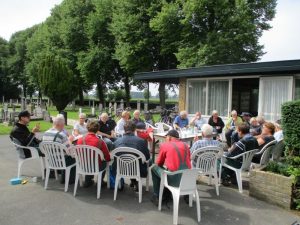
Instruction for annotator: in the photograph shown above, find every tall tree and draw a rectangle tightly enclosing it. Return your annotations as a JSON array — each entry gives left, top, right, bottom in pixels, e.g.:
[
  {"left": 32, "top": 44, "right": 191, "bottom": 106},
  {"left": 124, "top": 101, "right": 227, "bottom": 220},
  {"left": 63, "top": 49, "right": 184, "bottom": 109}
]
[
  {"left": 111, "top": 0, "right": 179, "bottom": 108},
  {"left": 78, "top": 0, "right": 120, "bottom": 106},
  {"left": 38, "top": 54, "right": 77, "bottom": 111},
  {"left": 0, "top": 37, "right": 20, "bottom": 100},
  {"left": 151, "top": 0, "right": 277, "bottom": 68}
]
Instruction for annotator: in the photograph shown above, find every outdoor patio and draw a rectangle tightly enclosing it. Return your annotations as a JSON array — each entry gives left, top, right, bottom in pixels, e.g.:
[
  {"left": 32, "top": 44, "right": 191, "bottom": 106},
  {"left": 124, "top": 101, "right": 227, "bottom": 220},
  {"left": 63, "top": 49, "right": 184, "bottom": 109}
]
[{"left": 1, "top": 135, "right": 299, "bottom": 225}]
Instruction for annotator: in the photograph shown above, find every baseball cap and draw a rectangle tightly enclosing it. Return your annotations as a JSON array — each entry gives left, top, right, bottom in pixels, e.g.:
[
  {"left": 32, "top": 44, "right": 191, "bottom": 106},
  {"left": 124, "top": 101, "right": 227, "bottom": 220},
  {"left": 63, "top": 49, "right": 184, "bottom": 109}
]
[
  {"left": 18, "top": 110, "right": 31, "bottom": 119},
  {"left": 165, "top": 129, "right": 180, "bottom": 139}
]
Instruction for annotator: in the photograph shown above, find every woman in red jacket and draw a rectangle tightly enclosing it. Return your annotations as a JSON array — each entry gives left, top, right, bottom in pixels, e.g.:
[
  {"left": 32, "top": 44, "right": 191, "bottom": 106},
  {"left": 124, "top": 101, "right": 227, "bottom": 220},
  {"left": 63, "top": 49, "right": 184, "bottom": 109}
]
[{"left": 77, "top": 120, "right": 111, "bottom": 187}]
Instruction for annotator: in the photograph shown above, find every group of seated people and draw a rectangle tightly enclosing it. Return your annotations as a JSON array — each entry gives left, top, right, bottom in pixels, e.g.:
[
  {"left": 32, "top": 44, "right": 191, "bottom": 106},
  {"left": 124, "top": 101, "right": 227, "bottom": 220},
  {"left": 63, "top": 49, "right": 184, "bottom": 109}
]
[{"left": 10, "top": 108, "right": 283, "bottom": 205}]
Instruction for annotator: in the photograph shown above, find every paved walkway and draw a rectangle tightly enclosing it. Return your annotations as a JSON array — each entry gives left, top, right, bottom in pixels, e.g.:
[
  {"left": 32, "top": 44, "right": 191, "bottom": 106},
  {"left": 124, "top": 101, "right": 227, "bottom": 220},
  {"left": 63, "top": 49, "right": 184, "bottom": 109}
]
[{"left": 0, "top": 135, "right": 299, "bottom": 225}]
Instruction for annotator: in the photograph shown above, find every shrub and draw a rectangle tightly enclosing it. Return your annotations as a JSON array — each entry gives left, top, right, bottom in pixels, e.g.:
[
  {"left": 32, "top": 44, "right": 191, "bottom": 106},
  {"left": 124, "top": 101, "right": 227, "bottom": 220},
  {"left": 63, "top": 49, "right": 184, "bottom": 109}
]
[{"left": 281, "top": 100, "right": 300, "bottom": 157}]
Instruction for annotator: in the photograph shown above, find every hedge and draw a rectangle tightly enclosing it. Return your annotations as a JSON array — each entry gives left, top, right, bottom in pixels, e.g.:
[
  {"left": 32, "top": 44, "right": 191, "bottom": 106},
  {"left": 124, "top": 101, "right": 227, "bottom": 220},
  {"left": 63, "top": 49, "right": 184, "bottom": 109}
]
[{"left": 281, "top": 99, "right": 300, "bottom": 156}]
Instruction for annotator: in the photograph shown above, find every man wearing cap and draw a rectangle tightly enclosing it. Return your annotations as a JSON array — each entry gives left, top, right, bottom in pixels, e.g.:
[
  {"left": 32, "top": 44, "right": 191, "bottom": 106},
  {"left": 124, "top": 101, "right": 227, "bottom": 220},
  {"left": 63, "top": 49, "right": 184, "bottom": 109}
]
[
  {"left": 151, "top": 129, "right": 191, "bottom": 205},
  {"left": 10, "top": 110, "right": 43, "bottom": 158}
]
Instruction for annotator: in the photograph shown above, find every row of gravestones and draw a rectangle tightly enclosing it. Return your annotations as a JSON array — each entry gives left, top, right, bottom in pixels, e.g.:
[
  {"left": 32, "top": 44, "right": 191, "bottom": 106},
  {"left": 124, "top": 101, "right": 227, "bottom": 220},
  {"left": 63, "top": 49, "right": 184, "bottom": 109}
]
[{"left": 77, "top": 99, "right": 150, "bottom": 117}]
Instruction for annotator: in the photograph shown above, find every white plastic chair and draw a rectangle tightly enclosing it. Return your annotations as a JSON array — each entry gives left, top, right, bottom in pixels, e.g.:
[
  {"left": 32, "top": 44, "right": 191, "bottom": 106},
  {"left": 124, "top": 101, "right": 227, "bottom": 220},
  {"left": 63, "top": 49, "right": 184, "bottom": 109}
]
[
  {"left": 191, "top": 146, "right": 223, "bottom": 196},
  {"left": 39, "top": 142, "right": 76, "bottom": 192},
  {"left": 271, "top": 139, "right": 284, "bottom": 161},
  {"left": 155, "top": 122, "right": 172, "bottom": 133},
  {"left": 145, "top": 122, "right": 157, "bottom": 130},
  {"left": 110, "top": 147, "right": 150, "bottom": 203},
  {"left": 11, "top": 138, "right": 45, "bottom": 180},
  {"left": 253, "top": 140, "right": 277, "bottom": 166},
  {"left": 69, "top": 145, "right": 108, "bottom": 199},
  {"left": 158, "top": 169, "right": 201, "bottom": 225},
  {"left": 219, "top": 149, "right": 258, "bottom": 193}
]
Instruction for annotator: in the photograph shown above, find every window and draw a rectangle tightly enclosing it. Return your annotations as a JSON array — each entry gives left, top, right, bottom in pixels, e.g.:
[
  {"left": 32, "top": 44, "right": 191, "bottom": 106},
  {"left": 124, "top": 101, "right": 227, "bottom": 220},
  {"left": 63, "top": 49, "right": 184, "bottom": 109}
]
[
  {"left": 187, "top": 79, "right": 229, "bottom": 116},
  {"left": 208, "top": 80, "right": 229, "bottom": 116},
  {"left": 295, "top": 78, "right": 300, "bottom": 100},
  {"left": 188, "top": 80, "right": 206, "bottom": 114},
  {"left": 259, "top": 77, "right": 293, "bottom": 121}
]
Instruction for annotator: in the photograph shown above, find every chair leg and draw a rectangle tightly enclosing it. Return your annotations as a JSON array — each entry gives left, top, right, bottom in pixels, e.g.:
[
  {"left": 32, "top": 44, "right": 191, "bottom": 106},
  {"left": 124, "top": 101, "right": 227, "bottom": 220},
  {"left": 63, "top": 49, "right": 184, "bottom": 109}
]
[
  {"left": 146, "top": 174, "right": 149, "bottom": 192},
  {"left": 40, "top": 158, "right": 45, "bottom": 180},
  {"left": 45, "top": 168, "right": 50, "bottom": 190},
  {"left": 172, "top": 192, "right": 180, "bottom": 225},
  {"left": 218, "top": 164, "right": 222, "bottom": 185},
  {"left": 17, "top": 160, "right": 24, "bottom": 178},
  {"left": 97, "top": 173, "right": 102, "bottom": 199},
  {"left": 64, "top": 168, "right": 70, "bottom": 192},
  {"left": 114, "top": 176, "right": 119, "bottom": 201},
  {"left": 208, "top": 174, "right": 212, "bottom": 185},
  {"left": 236, "top": 170, "right": 243, "bottom": 193},
  {"left": 54, "top": 170, "right": 59, "bottom": 180},
  {"left": 189, "top": 194, "right": 193, "bottom": 207},
  {"left": 214, "top": 172, "right": 219, "bottom": 196},
  {"left": 79, "top": 174, "right": 84, "bottom": 187},
  {"left": 195, "top": 190, "right": 201, "bottom": 222},
  {"left": 138, "top": 179, "right": 142, "bottom": 203},
  {"left": 158, "top": 183, "right": 165, "bottom": 211},
  {"left": 73, "top": 173, "right": 79, "bottom": 197},
  {"left": 106, "top": 164, "right": 110, "bottom": 189}
]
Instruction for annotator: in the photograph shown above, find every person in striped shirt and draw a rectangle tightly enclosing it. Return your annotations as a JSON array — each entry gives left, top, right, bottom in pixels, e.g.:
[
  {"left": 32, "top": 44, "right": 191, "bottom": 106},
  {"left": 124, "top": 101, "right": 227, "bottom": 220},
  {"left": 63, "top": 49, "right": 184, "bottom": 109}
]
[{"left": 190, "top": 124, "right": 223, "bottom": 167}]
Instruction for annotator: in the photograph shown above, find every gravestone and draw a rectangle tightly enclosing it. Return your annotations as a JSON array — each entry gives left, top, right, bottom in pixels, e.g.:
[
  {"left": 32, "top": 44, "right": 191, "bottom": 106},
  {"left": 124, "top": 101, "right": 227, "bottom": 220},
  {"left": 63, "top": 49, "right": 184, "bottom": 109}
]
[
  {"left": 113, "top": 102, "right": 117, "bottom": 115},
  {"left": 137, "top": 100, "right": 141, "bottom": 111},
  {"left": 27, "top": 104, "right": 33, "bottom": 114},
  {"left": 35, "top": 106, "right": 43, "bottom": 118},
  {"left": 72, "top": 100, "right": 76, "bottom": 110},
  {"left": 108, "top": 102, "right": 112, "bottom": 114},
  {"left": 21, "top": 98, "right": 26, "bottom": 111},
  {"left": 9, "top": 99, "right": 12, "bottom": 107},
  {"left": 120, "top": 99, "right": 124, "bottom": 110},
  {"left": 43, "top": 110, "right": 51, "bottom": 122},
  {"left": 91, "top": 107, "right": 95, "bottom": 115},
  {"left": 0, "top": 109, "right": 4, "bottom": 122},
  {"left": 144, "top": 102, "right": 148, "bottom": 112},
  {"left": 99, "top": 103, "right": 103, "bottom": 112},
  {"left": 79, "top": 108, "right": 82, "bottom": 115}
]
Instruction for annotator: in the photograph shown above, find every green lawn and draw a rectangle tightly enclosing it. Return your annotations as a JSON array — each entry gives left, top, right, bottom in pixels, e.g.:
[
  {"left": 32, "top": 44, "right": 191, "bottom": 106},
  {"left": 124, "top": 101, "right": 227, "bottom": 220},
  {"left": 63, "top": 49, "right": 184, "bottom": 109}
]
[{"left": 0, "top": 121, "right": 73, "bottom": 135}]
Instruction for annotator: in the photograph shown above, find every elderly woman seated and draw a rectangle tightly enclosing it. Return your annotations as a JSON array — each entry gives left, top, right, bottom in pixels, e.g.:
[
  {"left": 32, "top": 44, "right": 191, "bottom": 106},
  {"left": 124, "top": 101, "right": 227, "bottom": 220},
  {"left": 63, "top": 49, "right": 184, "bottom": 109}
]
[
  {"left": 252, "top": 122, "right": 275, "bottom": 163},
  {"left": 208, "top": 110, "right": 225, "bottom": 135},
  {"left": 73, "top": 113, "right": 88, "bottom": 137},
  {"left": 77, "top": 120, "right": 111, "bottom": 187}
]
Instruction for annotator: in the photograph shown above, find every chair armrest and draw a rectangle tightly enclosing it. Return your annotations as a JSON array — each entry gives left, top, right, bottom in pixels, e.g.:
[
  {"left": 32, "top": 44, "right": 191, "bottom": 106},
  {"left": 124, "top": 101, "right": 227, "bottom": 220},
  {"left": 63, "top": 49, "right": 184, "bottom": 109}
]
[{"left": 21, "top": 146, "right": 40, "bottom": 158}]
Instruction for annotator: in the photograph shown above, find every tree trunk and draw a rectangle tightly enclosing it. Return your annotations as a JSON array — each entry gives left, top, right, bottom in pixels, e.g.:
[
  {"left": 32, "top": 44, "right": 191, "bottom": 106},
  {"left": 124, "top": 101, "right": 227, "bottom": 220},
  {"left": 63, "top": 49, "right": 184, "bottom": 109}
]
[
  {"left": 96, "top": 80, "right": 105, "bottom": 106},
  {"left": 78, "top": 88, "right": 84, "bottom": 106},
  {"left": 159, "top": 82, "right": 166, "bottom": 108},
  {"left": 23, "top": 84, "right": 27, "bottom": 98},
  {"left": 124, "top": 73, "right": 130, "bottom": 107}
]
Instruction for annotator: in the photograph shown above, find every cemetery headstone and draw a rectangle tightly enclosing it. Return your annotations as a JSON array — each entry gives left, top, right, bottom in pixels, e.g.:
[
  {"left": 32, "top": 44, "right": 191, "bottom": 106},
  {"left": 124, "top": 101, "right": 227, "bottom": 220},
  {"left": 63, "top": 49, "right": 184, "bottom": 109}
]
[
  {"left": 9, "top": 99, "right": 12, "bottom": 107},
  {"left": 79, "top": 108, "right": 82, "bottom": 115},
  {"left": 144, "top": 102, "right": 148, "bottom": 112},
  {"left": 137, "top": 100, "right": 141, "bottom": 111},
  {"left": 113, "top": 102, "right": 117, "bottom": 115},
  {"left": 120, "top": 99, "right": 124, "bottom": 110},
  {"left": 99, "top": 103, "right": 103, "bottom": 112},
  {"left": 108, "top": 102, "right": 112, "bottom": 114},
  {"left": 91, "top": 107, "right": 95, "bottom": 115}
]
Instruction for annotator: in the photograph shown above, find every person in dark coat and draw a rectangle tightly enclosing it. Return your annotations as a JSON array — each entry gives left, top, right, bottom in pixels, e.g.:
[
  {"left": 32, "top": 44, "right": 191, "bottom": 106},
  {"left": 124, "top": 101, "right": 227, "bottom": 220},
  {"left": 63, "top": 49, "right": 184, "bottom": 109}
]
[
  {"left": 10, "top": 110, "right": 43, "bottom": 158},
  {"left": 113, "top": 121, "right": 151, "bottom": 191},
  {"left": 208, "top": 110, "right": 225, "bottom": 134}
]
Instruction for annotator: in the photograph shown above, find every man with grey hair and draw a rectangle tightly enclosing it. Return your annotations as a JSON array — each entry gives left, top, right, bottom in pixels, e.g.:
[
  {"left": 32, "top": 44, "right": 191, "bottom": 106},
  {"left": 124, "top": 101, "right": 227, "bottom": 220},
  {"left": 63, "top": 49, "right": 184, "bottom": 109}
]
[
  {"left": 98, "top": 112, "right": 115, "bottom": 150},
  {"left": 190, "top": 124, "right": 223, "bottom": 166},
  {"left": 174, "top": 110, "right": 189, "bottom": 129},
  {"left": 43, "top": 114, "right": 75, "bottom": 184}
]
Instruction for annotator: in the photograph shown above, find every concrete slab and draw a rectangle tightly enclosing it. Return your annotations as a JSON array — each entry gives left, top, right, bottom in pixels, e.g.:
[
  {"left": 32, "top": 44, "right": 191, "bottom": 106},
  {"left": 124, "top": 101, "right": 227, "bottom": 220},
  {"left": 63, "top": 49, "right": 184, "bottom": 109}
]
[{"left": 0, "top": 135, "right": 299, "bottom": 225}]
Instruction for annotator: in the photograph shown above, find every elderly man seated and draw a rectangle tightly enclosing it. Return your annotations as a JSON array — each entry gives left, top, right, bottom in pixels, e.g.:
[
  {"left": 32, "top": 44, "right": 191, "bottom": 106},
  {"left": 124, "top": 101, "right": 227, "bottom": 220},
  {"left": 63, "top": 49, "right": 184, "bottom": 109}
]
[
  {"left": 189, "top": 111, "right": 206, "bottom": 129},
  {"left": 221, "top": 123, "right": 258, "bottom": 185},
  {"left": 132, "top": 110, "right": 144, "bottom": 125},
  {"left": 43, "top": 114, "right": 75, "bottom": 184},
  {"left": 190, "top": 124, "right": 223, "bottom": 167},
  {"left": 174, "top": 110, "right": 189, "bottom": 129},
  {"left": 224, "top": 110, "right": 243, "bottom": 147},
  {"left": 98, "top": 112, "right": 116, "bottom": 151},
  {"left": 113, "top": 121, "right": 151, "bottom": 192}
]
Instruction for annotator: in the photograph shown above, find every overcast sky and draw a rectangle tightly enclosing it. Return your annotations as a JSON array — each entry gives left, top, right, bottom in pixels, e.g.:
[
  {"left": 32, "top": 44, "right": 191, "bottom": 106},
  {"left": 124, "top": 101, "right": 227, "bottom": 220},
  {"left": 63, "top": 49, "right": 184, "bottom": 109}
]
[{"left": 1, "top": 0, "right": 299, "bottom": 61}]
